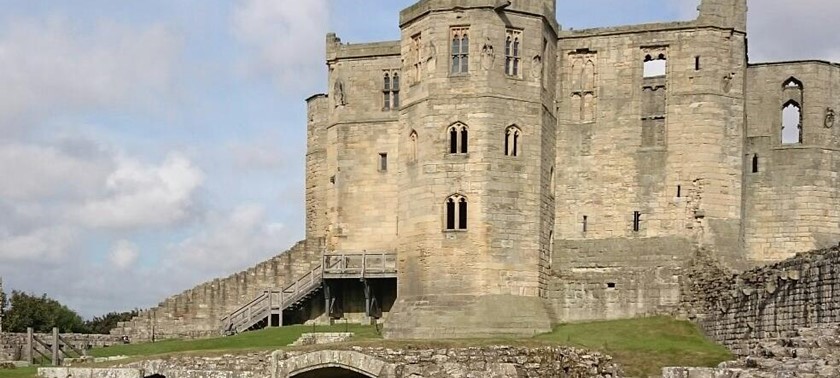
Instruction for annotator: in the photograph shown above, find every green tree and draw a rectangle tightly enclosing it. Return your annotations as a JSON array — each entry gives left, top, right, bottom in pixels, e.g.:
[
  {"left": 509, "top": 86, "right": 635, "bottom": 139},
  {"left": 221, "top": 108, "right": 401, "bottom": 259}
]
[
  {"left": 84, "top": 310, "right": 139, "bottom": 334},
  {"left": 2, "top": 291, "right": 89, "bottom": 333},
  {"left": 0, "top": 284, "right": 7, "bottom": 331}
]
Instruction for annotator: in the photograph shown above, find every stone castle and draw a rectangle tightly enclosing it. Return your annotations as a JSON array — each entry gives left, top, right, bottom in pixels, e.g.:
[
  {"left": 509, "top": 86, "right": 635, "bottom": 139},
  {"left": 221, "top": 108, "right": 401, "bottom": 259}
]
[{"left": 113, "top": 0, "right": 840, "bottom": 342}]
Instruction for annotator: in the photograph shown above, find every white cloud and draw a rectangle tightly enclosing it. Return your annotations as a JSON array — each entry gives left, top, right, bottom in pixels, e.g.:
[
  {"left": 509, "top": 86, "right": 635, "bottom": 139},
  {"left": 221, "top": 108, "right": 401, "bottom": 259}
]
[
  {"left": 73, "top": 153, "right": 204, "bottom": 229},
  {"left": 109, "top": 240, "right": 140, "bottom": 270},
  {"left": 226, "top": 131, "right": 298, "bottom": 171},
  {"left": 232, "top": 0, "right": 329, "bottom": 90},
  {"left": 0, "top": 141, "right": 114, "bottom": 201},
  {"left": 163, "top": 204, "right": 292, "bottom": 283},
  {"left": 0, "top": 225, "right": 78, "bottom": 263},
  {"left": 0, "top": 16, "right": 181, "bottom": 134},
  {"left": 747, "top": 0, "right": 840, "bottom": 62}
]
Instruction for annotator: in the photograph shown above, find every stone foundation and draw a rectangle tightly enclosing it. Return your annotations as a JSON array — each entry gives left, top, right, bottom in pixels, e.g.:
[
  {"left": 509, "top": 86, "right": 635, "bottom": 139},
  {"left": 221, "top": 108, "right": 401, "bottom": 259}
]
[{"left": 383, "top": 294, "right": 552, "bottom": 339}]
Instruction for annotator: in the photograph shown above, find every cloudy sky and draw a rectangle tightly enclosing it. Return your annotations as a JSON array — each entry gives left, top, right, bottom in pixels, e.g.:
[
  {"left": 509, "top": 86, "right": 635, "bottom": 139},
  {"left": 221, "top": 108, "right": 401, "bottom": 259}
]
[{"left": 0, "top": 0, "right": 837, "bottom": 319}]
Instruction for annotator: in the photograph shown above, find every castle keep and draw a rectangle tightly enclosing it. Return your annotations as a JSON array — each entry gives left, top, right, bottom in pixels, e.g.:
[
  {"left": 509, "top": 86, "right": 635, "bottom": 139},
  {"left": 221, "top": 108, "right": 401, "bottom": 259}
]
[
  {"left": 113, "top": 0, "right": 840, "bottom": 341},
  {"left": 305, "top": 0, "right": 840, "bottom": 338}
]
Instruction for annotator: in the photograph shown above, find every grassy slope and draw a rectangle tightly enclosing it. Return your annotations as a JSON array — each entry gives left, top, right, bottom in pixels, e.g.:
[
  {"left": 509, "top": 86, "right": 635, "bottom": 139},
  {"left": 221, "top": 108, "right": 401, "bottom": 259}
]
[
  {"left": 89, "top": 324, "right": 382, "bottom": 358},
  {"left": 535, "top": 317, "right": 733, "bottom": 377},
  {"left": 0, "top": 317, "right": 731, "bottom": 378}
]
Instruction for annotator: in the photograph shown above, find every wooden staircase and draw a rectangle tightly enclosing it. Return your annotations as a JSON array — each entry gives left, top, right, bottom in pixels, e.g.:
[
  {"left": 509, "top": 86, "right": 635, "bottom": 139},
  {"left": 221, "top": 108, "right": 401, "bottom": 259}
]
[{"left": 220, "top": 252, "right": 397, "bottom": 335}]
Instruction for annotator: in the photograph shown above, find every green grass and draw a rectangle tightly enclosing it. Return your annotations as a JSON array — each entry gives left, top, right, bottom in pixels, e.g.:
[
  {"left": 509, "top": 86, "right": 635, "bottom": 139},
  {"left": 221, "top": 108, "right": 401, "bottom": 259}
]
[
  {"left": 0, "top": 317, "right": 731, "bottom": 378},
  {"left": 535, "top": 316, "right": 733, "bottom": 377},
  {"left": 0, "top": 367, "right": 38, "bottom": 378},
  {"left": 89, "top": 324, "right": 381, "bottom": 358}
]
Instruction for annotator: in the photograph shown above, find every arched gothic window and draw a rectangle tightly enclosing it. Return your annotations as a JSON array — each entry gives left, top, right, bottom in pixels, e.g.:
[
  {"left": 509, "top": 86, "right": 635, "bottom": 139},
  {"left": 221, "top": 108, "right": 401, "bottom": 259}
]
[
  {"left": 505, "top": 29, "right": 522, "bottom": 76},
  {"left": 782, "top": 100, "right": 802, "bottom": 144},
  {"left": 504, "top": 125, "right": 521, "bottom": 157},
  {"left": 448, "top": 123, "right": 468, "bottom": 154},
  {"left": 783, "top": 77, "right": 803, "bottom": 90},
  {"left": 451, "top": 28, "right": 469, "bottom": 74},
  {"left": 383, "top": 70, "right": 400, "bottom": 110},
  {"left": 445, "top": 194, "right": 468, "bottom": 231}
]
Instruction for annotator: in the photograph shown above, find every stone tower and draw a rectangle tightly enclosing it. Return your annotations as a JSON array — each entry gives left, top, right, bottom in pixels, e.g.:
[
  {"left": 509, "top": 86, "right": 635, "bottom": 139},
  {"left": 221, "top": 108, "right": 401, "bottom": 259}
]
[
  {"left": 698, "top": 0, "right": 747, "bottom": 32},
  {"left": 383, "top": 0, "right": 558, "bottom": 339}
]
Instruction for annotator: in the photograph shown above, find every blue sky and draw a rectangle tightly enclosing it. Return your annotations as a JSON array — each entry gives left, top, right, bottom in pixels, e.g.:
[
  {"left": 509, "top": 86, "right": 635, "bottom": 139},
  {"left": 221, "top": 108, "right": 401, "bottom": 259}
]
[{"left": 0, "top": 0, "right": 838, "bottom": 318}]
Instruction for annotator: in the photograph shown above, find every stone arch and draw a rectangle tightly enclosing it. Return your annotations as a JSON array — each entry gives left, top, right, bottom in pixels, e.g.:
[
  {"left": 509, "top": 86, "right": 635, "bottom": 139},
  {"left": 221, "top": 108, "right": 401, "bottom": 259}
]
[
  {"left": 782, "top": 76, "right": 803, "bottom": 90},
  {"left": 583, "top": 59, "right": 596, "bottom": 91},
  {"left": 275, "top": 350, "right": 394, "bottom": 378},
  {"left": 504, "top": 125, "right": 522, "bottom": 157},
  {"left": 782, "top": 100, "right": 802, "bottom": 144}
]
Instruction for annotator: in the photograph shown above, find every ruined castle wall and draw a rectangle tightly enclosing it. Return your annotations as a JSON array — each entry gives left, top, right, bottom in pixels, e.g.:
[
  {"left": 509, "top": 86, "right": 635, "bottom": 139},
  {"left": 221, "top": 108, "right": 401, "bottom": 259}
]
[
  {"left": 743, "top": 62, "right": 840, "bottom": 264},
  {"left": 112, "top": 241, "right": 322, "bottom": 341},
  {"left": 322, "top": 37, "right": 401, "bottom": 254},
  {"left": 554, "top": 24, "right": 745, "bottom": 250},
  {"left": 306, "top": 94, "right": 329, "bottom": 243},
  {"left": 551, "top": 18, "right": 747, "bottom": 321},
  {"left": 686, "top": 247, "right": 840, "bottom": 356}
]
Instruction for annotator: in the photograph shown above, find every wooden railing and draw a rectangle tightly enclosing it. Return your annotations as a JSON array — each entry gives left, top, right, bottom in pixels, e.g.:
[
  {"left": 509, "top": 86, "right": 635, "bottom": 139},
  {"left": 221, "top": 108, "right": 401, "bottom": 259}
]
[
  {"left": 322, "top": 252, "right": 397, "bottom": 278},
  {"left": 220, "top": 252, "right": 397, "bottom": 334}
]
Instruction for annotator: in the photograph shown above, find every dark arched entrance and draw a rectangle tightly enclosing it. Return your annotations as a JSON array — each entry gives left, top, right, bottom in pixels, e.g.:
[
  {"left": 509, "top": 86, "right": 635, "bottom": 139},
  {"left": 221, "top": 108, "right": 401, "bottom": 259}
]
[{"left": 291, "top": 367, "right": 371, "bottom": 378}]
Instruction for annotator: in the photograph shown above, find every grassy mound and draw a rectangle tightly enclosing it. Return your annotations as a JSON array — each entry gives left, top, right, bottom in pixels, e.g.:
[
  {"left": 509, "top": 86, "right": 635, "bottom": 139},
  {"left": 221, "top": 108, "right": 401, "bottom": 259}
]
[
  {"left": 535, "top": 316, "right": 732, "bottom": 377},
  {"left": 0, "top": 317, "right": 731, "bottom": 378}
]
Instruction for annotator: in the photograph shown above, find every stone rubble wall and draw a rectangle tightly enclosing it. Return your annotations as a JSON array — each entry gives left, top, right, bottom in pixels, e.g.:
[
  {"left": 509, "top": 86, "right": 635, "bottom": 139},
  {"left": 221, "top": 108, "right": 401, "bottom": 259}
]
[
  {"left": 107, "top": 346, "right": 620, "bottom": 378},
  {"left": 120, "top": 352, "right": 270, "bottom": 376},
  {"left": 664, "top": 326, "right": 840, "bottom": 377},
  {"left": 112, "top": 240, "right": 323, "bottom": 342},
  {"left": 0, "top": 333, "right": 123, "bottom": 362},
  {"left": 288, "top": 332, "right": 353, "bottom": 347},
  {"left": 39, "top": 367, "right": 144, "bottom": 378},
  {"left": 682, "top": 246, "right": 840, "bottom": 356},
  {"left": 274, "top": 346, "right": 623, "bottom": 378}
]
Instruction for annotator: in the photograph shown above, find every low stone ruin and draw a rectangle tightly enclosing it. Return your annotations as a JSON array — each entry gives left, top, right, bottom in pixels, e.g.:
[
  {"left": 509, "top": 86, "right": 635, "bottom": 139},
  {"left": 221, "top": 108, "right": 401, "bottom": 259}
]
[{"left": 665, "top": 326, "right": 840, "bottom": 377}]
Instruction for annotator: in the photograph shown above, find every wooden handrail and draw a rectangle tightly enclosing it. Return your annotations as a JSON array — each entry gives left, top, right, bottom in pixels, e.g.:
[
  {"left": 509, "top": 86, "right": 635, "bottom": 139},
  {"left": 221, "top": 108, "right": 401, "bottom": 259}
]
[{"left": 221, "top": 252, "right": 397, "bottom": 334}]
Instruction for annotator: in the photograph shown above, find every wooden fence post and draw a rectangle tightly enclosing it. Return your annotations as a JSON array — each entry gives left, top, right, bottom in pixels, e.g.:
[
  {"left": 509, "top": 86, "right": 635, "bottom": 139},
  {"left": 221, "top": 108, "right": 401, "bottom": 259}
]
[
  {"left": 51, "top": 327, "right": 59, "bottom": 366},
  {"left": 25, "top": 327, "right": 33, "bottom": 364}
]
